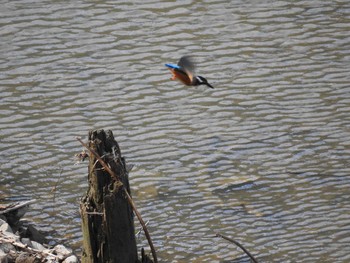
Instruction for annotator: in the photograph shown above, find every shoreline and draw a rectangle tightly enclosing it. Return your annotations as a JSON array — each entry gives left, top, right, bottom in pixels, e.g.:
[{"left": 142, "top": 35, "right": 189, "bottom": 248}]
[{"left": 0, "top": 200, "right": 79, "bottom": 263}]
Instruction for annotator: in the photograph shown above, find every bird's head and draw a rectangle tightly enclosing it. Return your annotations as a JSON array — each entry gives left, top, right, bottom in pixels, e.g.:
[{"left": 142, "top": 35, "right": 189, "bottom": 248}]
[{"left": 195, "top": 76, "right": 214, "bottom": 89}]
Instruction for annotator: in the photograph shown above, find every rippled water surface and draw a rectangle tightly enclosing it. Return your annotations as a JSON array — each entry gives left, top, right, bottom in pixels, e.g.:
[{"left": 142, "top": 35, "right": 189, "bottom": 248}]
[{"left": 1, "top": 0, "right": 350, "bottom": 262}]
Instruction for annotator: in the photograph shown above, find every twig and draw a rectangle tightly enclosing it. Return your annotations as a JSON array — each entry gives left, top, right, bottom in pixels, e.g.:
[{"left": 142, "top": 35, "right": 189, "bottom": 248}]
[
  {"left": 216, "top": 233, "right": 259, "bottom": 263},
  {"left": 50, "top": 167, "right": 63, "bottom": 197},
  {"left": 76, "top": 137, "right": 158, "bottom": 263}
]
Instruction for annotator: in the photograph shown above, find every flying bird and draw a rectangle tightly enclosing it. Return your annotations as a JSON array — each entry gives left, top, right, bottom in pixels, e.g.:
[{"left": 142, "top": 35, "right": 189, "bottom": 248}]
[{"left": 165, "top": 56, "right": 214, "bottom": 89}]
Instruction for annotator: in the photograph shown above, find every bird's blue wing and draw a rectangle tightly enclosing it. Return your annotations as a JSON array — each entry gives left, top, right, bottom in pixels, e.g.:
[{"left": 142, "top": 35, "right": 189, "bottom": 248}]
[{"left": 165, "top": 63, "right": 181, "bottom": 69}]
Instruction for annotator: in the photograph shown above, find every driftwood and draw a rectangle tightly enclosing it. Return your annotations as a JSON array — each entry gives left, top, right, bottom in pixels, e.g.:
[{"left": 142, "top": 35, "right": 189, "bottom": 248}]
[
  {"left": 0, "top": 200, "right": 35, "bottom": 226},
  {"left": 78, "top": 129, "right": 155, "bottom": 263},
  {"left": 0, "top": 200, "right": 35, "bottom": 215},
  {"left": 0, "top": 234, "right": 57, "bottom": 261}
]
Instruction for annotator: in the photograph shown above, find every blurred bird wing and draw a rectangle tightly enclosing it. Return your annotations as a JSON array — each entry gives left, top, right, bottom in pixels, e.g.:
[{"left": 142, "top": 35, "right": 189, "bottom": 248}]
[{"left": 177, "top": 56, "right": 196, "bottom": 82}]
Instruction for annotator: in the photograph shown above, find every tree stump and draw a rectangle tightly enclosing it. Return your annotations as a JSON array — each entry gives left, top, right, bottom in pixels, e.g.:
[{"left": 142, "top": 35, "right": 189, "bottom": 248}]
[{"left": 80, "top": 129, "right": 138, "bottom": 263}]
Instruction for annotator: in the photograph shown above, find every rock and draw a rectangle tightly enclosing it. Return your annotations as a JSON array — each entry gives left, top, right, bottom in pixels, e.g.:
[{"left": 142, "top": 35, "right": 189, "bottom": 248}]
[
  {"left": 25, "top": 225, "right": 47, "bottom": 245},
  {"left": 0, "top": 249, "right": 8, "bottom": 263},
  {"left": 15, "top": 253, "right": 39, "bottom": 263},
  {"left": 0, "top": 218, "right": 7, "bottom": 227},
  {"left": 30, "top": 241, "right": 45, "bottom": 252},
  {"left": 12, "top": 206, "right": 28, "bottom": 220},
  {"left": 53, "top": 244, "right": 72, "bottom": 260},
  {"left": 0, "top": 215, "right": 7, "bottom": 222},
  {"left": 53, "top": 244, "right": 72, "bottom": 256},
  {"left": 43, "top": 255, "right": 58, "bottom": 263},
  {"left": 0, "top": 223, "right": 12, "bottom": 234},
  {"left": 0, "top": 242, "right": 15, "bottom": 254},
  {"left": 63, "top": 255, "right": 79, "bottom": 263},
  {"left": 48, "top": 240, "right": 56, "bottom": 246}
]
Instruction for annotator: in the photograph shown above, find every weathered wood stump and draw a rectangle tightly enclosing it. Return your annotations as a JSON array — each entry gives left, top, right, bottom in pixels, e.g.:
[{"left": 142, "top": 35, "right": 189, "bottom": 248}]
[{"left": 80, "top": 129, "right": 138, "bottom": 263}]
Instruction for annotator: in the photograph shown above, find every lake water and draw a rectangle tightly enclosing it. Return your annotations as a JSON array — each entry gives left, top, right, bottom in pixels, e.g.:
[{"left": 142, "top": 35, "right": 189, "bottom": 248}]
[{"left": 1, "top": 0, "right": 350, "bottom": 262}]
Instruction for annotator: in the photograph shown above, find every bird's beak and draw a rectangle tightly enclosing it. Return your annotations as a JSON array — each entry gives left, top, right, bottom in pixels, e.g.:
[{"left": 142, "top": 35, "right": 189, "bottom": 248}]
[{"left": 206, "top": 83, "right": 214, "bottom": 89}]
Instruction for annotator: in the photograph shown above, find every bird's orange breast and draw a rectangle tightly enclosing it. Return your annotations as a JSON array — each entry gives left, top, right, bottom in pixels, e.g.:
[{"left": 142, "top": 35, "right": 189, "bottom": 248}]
[{"left": 168, "top": 68, "right": 192, "bottom": 86}]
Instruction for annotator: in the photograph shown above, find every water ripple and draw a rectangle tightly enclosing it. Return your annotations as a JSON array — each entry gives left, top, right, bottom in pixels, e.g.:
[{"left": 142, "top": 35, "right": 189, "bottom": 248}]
[{"left": 1, "top": 0, "right": 350, "bottom": 262}]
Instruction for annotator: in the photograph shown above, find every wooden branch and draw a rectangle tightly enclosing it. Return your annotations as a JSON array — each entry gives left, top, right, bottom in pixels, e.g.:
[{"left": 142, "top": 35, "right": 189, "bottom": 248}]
[{"left": 124, "top": 191, "right": 157, "bottom": 263}]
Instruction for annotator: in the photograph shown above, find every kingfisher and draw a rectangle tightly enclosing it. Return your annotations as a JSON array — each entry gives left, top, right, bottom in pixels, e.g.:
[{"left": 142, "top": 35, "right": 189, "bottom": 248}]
[{"left": 165, "top": 56, "right": 214, "bottom": 89}]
